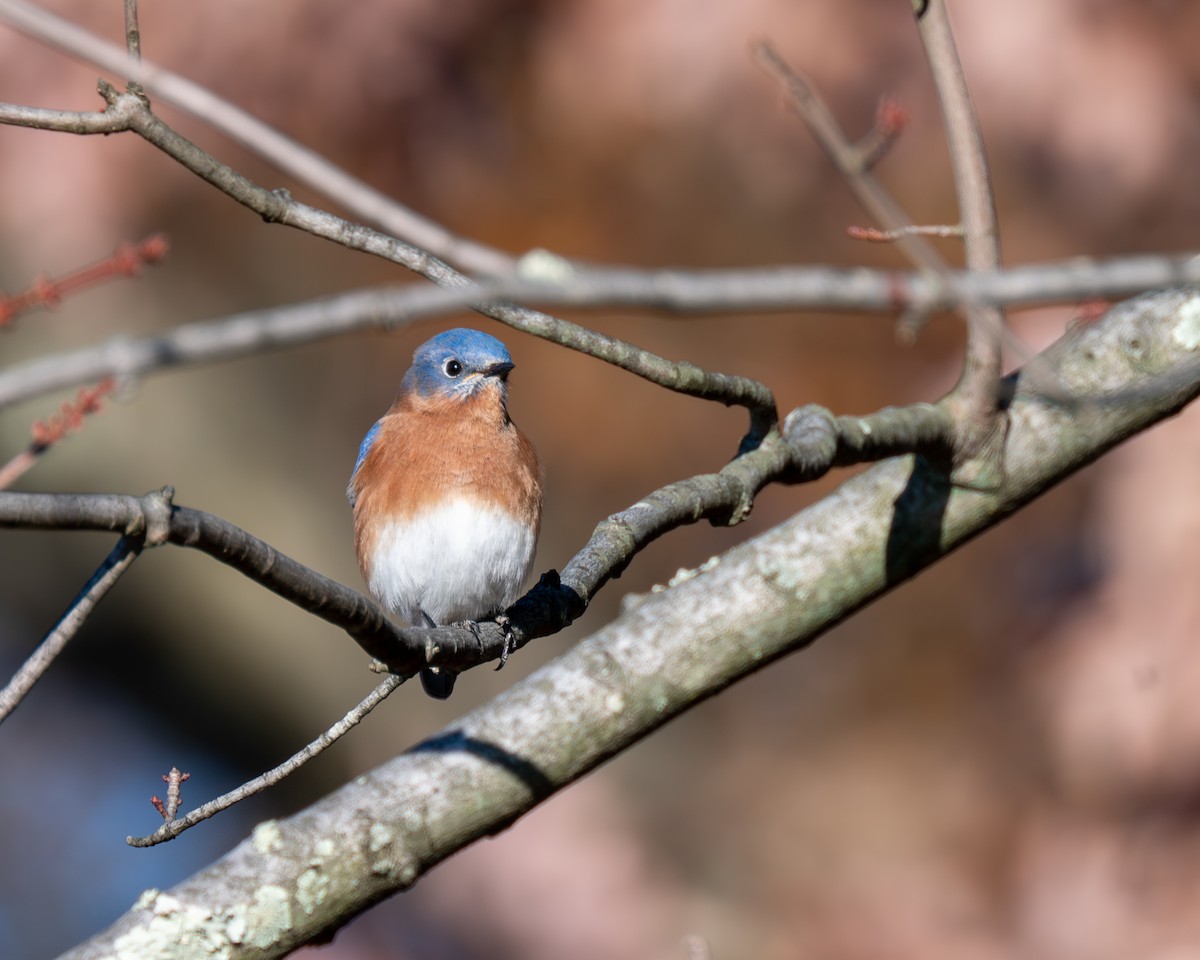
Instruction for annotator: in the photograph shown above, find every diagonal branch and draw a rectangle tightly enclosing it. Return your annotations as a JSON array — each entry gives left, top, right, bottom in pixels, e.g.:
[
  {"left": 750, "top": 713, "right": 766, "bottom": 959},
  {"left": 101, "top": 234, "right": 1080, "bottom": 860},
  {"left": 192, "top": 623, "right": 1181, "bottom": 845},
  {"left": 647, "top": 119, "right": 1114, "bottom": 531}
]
[
  {"left": 128, "top": 674, "right": 404, "bottom": 847},
  {"left": 753, "top": 43, "right": 954, "bottom": 294},
  {"left": 0, "top": 535, "right": 140, "bottom": 722},
  {"left": 0, "top": 0, "right": 516, "bottom": 277}
]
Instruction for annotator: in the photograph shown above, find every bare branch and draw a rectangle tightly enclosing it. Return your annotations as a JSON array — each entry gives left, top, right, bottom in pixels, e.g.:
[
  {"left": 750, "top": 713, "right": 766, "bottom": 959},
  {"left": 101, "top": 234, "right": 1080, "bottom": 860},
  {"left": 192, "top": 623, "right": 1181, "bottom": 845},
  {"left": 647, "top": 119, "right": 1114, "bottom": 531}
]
[
  {"left": 0, "top": 535, "right": 139, "bottom": 723},
  {"left": 914, "top": 0, "right": 1006, "bottom": 452},
  {"left": 0, "top": 0, "right": 515, "bottom": 277},
  {"left": 754, "top": 42, "right": 952, "bottom": 287},
  {"left": 128, "top": 675, "right": 403, "bottom": 847},
  {"left": 915, "top": 2, "right": 999, "bottom": 271},
  {"left": 150, "top": 768, "right": 189, "bottom": 822},
  {"left": 851, "top": 95, "right": 909, "bottom": 171},
  {"left": 756, "top": 37, "right": 1017, "bottom": 481},
  {"left": 0, "top": 489, "right": 408, "bottom": 664},
  {"left": 3, "top": 253, "right": 1197, "bottom": 415},
  {"left": 0, "top": 100, "right": 126, "bottom": 133},
  {"left": 122, "top": 0, "right": 140, "bottom": 62}
]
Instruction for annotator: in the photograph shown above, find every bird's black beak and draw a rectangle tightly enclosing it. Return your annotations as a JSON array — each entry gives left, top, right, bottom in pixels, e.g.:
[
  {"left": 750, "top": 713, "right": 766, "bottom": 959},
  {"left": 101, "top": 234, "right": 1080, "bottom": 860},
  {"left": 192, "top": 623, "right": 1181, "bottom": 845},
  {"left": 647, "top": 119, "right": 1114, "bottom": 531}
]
[{"left": 484, "top": 360, "right": 514, "bottom": 380}]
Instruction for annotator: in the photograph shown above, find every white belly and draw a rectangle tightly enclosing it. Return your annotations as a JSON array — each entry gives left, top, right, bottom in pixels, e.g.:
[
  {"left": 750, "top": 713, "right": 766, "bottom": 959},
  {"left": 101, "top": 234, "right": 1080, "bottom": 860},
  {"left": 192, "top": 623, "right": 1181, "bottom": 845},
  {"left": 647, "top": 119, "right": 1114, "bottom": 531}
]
[{"left": 367, "top": 498, "right": 537, "bottom": 627}]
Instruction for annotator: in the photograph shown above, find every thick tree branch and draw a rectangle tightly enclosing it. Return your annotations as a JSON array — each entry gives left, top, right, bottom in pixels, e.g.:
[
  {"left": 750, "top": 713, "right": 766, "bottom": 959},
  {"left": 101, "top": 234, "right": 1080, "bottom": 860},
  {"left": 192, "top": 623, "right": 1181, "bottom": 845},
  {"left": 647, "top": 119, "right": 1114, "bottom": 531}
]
[{"left": 58, "top": 289, "right": 1200, "bottom": 960}]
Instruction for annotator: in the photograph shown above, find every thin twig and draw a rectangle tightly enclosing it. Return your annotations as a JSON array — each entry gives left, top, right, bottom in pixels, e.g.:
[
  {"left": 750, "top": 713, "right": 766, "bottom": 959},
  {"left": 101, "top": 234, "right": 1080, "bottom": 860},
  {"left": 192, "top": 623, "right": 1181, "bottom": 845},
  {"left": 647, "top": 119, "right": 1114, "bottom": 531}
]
[
  {"left": 914, "top": 0, "right": 1006, "bottom": 455},
  {"left": 847, "top": 223, "right": 963, "bottom": 243},
  {"left": 0, "top": 0, "right": 515, "bottom": 277},
  {"left": 0, "top": 379, "right": 117, "bottom": 489},
  {"left": 0, "top": 535, "right": 140, "bottom": 723},
  {"left": 128, "top": 674, "right": 403, "bottom": 846},
  {"left": 754, "top": 43, "right": 952, "bottom": 287},
  {"left": 850, "top": 95, "right": 909, "bottom": 171},
  {"left": 0, "top": 235, "right": 167, "bottom": 327},
  {"left": 151, "top": 767, "right": 190, "bottom": 821},
  {"left": 122, "top": 0, "right": 140, "bottom": 58},
  {"left": 0, "top": 101, "right": 129, "bottom": 133},
  {"left": 121, "top": 0, "right": 141, "bottom": 98}
]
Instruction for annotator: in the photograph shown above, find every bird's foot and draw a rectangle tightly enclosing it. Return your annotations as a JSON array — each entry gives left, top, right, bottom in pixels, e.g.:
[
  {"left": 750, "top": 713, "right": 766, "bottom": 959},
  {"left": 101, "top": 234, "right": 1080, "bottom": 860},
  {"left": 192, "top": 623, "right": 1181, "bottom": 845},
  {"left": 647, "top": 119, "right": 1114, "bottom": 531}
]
[{"left": 494, "top": 614, "right": 517, "bottom": 671}]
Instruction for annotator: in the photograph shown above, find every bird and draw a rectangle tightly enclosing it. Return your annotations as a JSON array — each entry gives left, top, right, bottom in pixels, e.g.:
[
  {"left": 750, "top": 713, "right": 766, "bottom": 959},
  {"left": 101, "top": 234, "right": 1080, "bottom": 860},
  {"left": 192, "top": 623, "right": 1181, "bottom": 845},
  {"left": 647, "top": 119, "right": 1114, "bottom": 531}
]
[{"left": 348, "top": 328, "right": 542, "bottom": 698}]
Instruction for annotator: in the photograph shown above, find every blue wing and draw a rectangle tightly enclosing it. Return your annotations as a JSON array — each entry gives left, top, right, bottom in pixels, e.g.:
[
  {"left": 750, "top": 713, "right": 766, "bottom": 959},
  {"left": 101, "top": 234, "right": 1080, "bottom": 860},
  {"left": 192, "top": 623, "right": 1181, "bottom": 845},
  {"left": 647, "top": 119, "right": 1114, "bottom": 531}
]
[{"left": 346, "top": 420, "right": 382, "bottom": 507}]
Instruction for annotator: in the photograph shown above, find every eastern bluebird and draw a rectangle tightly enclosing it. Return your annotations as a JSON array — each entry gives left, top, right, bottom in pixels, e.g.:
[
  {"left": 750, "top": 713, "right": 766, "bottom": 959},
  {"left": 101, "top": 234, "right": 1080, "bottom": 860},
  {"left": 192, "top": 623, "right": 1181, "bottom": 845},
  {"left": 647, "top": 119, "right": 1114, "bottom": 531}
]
[{"left": 348, "top": 328, "right": 543, "bottom": 698}]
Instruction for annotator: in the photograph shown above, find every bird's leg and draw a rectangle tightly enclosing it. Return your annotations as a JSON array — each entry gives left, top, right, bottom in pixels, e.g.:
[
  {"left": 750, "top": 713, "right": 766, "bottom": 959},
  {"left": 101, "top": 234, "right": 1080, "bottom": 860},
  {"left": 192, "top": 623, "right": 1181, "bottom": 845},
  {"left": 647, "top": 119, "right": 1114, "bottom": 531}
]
[
  {"left": 494, "top": 613, "right": 516, "bottom": 671},
  {"left": 418, "top": 608, "right": 456, "bottom": 699}
]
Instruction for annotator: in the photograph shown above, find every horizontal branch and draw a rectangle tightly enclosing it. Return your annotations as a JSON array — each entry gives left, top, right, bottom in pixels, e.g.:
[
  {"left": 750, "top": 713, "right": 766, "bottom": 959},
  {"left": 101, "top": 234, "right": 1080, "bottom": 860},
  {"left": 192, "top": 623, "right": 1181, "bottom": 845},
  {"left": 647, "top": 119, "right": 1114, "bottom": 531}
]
[
  {"left": 1, "top": 253, "right": 1197, "bottom": 412},
  {"left": 59, "top": 287, "right": 1200, "bottom": 960},
  {"left": 0, "top": 489, "right": 404, "bottom": 663}
]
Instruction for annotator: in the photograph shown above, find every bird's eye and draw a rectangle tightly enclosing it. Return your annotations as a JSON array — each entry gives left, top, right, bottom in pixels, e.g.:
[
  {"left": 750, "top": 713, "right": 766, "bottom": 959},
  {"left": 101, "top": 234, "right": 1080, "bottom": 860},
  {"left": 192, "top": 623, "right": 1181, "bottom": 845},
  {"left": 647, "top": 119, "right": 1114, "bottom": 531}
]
[{"left": 443, "top": 358, "right": 463, "bottom": 378}]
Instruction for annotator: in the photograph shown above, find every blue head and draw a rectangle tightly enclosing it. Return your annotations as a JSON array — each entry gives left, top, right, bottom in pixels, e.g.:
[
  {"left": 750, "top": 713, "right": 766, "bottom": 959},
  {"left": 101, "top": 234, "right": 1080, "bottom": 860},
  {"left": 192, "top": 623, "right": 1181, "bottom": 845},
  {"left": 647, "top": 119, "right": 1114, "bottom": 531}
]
[{"left": 401, "top": 328, "right": 514, "bottom": 400}]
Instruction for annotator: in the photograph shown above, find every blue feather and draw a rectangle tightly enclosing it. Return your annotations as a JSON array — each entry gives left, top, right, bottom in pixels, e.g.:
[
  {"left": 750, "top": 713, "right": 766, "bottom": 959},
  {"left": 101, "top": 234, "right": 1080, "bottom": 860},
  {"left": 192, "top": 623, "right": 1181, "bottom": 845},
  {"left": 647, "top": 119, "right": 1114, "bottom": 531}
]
[{"left": 346, "top": 419, "right": 382, "bottom": 506}]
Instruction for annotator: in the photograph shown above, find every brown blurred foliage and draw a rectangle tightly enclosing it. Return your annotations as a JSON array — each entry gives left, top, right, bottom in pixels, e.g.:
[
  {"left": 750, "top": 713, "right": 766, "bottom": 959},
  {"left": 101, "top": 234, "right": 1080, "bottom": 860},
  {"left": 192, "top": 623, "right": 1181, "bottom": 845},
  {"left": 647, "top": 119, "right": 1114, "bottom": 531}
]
[{"left": 0, "top": 1, "right": 1198, "bottom": 958}]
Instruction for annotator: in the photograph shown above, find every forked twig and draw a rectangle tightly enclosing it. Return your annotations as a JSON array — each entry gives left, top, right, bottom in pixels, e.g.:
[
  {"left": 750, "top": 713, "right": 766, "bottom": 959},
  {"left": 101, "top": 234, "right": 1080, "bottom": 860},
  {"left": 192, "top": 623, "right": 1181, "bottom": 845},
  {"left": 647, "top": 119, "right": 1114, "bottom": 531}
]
[
  {"left": 0, "top": 0, "right": 515, "bottom": 277},
  {"left": 128, "top": 674, "right": 404, "bottom": 846},
  {"left": 913, "top": 0, "right": 1006, "bottom": 452},
  {"left": 0, "top": 235, "right": 167, "bottom": 327},
  {"left": 0, "top": 379, "right": 117, "bottom": 490}
]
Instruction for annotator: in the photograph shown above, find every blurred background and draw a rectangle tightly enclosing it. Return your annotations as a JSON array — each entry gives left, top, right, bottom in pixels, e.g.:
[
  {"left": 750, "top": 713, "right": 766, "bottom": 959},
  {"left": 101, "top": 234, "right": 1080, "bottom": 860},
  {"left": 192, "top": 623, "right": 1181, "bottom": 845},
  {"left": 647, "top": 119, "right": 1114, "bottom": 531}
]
[{"left": 1, "top": 0, "right": 1198, "bottom": 957}]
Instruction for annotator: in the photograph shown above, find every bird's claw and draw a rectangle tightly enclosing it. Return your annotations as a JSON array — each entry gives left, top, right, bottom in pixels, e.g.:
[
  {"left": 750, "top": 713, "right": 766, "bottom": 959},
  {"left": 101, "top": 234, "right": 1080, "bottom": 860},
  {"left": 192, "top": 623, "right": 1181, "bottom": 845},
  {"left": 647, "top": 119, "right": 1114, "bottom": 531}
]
[{"left": 495, "top": 614, "right": 516, "bottom": 671}]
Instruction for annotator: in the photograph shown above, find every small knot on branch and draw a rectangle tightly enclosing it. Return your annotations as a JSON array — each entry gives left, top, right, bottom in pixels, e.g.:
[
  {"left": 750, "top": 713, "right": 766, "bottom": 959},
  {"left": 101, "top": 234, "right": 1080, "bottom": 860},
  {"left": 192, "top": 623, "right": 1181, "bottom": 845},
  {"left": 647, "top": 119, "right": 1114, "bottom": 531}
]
[
  {"left": 132, "top": 485, "right": 175, "bottom": 545},
  {"left": 781, "top": 405, "right": 838, "bottom": 480}
]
